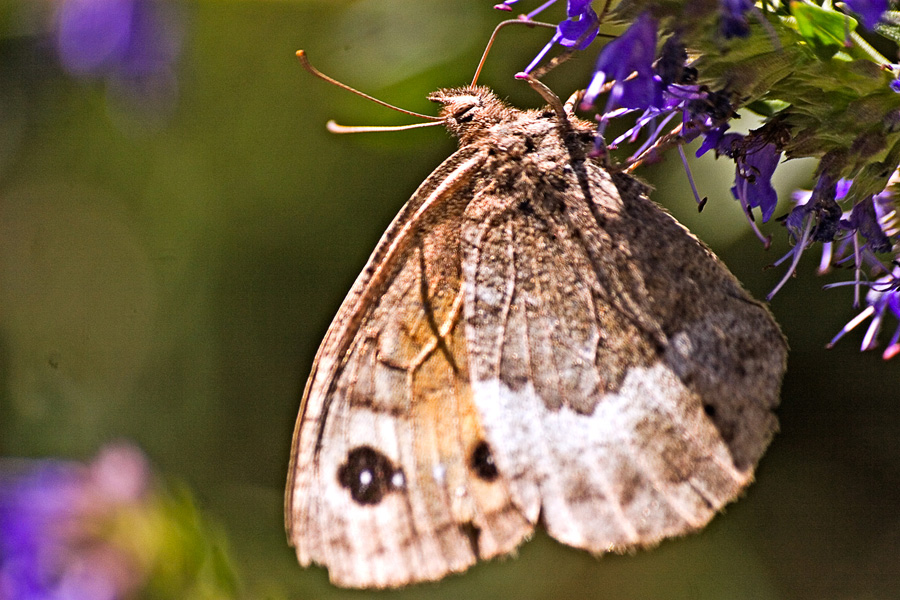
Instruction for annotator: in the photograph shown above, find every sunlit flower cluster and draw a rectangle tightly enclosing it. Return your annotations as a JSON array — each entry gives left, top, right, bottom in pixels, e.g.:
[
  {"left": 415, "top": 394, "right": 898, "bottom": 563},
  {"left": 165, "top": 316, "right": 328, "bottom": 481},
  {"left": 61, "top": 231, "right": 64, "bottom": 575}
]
[{"left": 495, "top": 0, "right": 900, "bottom": 357}]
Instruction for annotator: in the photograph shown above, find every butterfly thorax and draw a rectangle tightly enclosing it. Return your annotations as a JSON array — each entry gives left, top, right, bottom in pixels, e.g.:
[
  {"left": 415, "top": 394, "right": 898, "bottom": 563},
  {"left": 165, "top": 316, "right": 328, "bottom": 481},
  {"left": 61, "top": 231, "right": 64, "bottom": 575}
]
[
  {"left": 429, "top": 86, "right": 601, "bottom": 211},
  {"left": 429, "top": 86, "right": 596, "bottom": 152}
]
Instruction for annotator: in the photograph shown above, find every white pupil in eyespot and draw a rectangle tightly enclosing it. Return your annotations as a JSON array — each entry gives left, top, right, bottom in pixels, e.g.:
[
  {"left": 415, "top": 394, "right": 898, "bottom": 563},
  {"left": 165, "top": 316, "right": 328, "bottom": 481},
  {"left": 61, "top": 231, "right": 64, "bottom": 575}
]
[{"left": 359, "top": 470, "right": 373, "bottom": 486}]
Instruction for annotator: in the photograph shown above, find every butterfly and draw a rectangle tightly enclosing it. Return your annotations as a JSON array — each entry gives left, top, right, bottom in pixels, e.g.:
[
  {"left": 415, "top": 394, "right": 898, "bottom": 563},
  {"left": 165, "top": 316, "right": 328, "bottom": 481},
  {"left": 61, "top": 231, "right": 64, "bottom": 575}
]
[{"left": 285, "top": 80, "right": 786, "bottom": 588}]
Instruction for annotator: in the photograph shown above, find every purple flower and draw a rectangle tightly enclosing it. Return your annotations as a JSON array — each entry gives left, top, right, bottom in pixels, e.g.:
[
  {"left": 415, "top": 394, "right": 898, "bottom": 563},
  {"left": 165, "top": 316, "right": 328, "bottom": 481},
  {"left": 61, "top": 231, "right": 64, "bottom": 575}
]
[
  {"left": 768, "top": 174, "right": 843, "bottom": 298},
  {"left": 0, "top": 444, "right": 150, "bottom": 600},
  {"left": 54, "top": 0, "right": 183, "bottom": 117},
  {"left": 720, "top": 0, "right": 753, "bottom": 38},
  {"left": 808, "top": 177, "right": 895, "bottom": 265},
  {"left": 56, "top": 0, "right": 180, "bottom": 79},
  {"left": 844, "top": 195, "right": 893, "bottom": 253},
  {"left": 844, "top": 0, "right": 888, "bottom": 29},
  {"left": 694, "top": 123, "right": 730, "bottom": 156},
  {"left": 772, "top": 175, "right": 898, "bottom": 302},
  {"left": 720, "top": 134, "right": 781, "bottom": 223},
  {"left": 829, "top": 267, "right": 900, "bottom": 359},
  {"left": 581, "top": 12, "right": 661, "bottom": 112},
  {"left": 557, "top": 0, "right": 599, "bottom": 49},
  {"left": 519, "top": 1, "right": 600, "bottom": 73}
]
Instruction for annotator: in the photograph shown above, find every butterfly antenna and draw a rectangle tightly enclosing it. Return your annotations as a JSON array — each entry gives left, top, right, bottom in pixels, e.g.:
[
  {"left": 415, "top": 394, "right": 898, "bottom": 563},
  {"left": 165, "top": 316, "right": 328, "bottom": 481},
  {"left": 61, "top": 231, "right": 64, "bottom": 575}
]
[
  {"left": 297, "top": 50, "right": 444, "bottom": 132},
  {"left": 515, "top": 72, "right": 568, "bottom": 124},
  {"left": 470, "top": 18, "right": 556, "bottom": 86}
]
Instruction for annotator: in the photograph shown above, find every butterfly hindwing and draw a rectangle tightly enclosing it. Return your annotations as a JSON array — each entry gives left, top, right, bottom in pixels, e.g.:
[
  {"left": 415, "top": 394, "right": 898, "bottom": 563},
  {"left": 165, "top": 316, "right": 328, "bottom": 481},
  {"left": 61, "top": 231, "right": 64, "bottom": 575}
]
[{"left": 461, "top": 142, "right": 783, "bottom": 552}]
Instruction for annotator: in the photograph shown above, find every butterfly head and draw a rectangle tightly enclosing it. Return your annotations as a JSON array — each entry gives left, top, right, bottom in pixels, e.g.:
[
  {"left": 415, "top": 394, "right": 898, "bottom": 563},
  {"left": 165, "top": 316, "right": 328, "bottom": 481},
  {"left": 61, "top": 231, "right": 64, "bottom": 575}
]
[{"left": 428, "top": 86, "right": 516, "bottom": 145}]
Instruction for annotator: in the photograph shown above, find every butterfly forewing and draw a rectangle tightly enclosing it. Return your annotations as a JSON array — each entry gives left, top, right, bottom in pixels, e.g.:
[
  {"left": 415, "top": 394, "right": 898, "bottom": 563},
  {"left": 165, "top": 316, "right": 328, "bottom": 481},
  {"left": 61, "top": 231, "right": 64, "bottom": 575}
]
[{"left": 286, "top": 143, "right": 534, "bottom": 588}]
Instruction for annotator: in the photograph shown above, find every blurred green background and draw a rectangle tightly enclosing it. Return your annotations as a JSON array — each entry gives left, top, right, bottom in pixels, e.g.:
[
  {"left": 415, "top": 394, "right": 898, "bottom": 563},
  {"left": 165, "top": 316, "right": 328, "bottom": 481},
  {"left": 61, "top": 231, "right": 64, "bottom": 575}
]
[{"left": 2, "top": 1, "right": 900, "bottom": 598}]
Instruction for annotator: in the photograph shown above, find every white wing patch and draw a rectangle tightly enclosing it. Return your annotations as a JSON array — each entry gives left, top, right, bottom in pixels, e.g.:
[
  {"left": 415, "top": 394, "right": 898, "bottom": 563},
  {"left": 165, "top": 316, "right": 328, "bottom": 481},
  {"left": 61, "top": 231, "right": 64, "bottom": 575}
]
[{"left": 471, "top": 361, "right": 748, "bottom": 552}]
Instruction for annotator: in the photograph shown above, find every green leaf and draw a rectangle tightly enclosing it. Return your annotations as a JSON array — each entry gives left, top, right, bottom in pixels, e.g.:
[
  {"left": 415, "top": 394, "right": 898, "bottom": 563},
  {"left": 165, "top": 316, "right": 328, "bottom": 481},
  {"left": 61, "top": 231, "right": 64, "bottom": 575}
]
[
  {"left": 746, "top": 99, "right": 791, "bottom": 117},
  {"left": 790, "top": 1, "right": 857, "bottom": 47}
]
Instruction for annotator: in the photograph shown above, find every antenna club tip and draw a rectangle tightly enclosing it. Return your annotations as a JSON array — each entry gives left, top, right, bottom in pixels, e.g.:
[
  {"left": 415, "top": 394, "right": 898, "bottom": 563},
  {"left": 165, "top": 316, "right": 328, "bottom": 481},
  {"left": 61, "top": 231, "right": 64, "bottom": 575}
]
[
  {"left": 296, "top": 49, "right": 307, "bottom": 59},
  {"left": 514, "top": 72, "right": 529, "bottom": 80}
]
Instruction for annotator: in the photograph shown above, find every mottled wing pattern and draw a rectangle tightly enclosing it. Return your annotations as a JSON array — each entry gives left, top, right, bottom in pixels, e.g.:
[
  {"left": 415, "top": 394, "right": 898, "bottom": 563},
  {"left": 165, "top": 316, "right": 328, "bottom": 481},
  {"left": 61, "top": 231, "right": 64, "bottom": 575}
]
[
  {"left": 286, "top": 147, "right": 533, "bottom": 589},
  {"left": 462, "top": 148, "right": 784, "bottom": 553},
  {"left": 287, "top": 86, "right": 786, "bottom": 589}
]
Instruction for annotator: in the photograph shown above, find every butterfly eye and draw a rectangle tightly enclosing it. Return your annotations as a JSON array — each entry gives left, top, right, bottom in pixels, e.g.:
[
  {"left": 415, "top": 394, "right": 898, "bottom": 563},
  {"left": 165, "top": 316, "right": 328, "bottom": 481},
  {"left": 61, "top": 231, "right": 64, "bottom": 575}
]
[{"left": 455, "top": 103, "right": 478, "bottom": 123}]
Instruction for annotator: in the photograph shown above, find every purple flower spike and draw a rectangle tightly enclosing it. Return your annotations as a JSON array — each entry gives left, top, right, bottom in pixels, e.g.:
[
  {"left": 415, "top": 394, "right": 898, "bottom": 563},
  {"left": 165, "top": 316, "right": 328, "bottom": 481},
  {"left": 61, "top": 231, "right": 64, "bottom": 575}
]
[
  {"left": 720, "top": 0, "right": 753, "bottom": 38},
  {"left": 729, "top": 140, "right": 781, "bottom": 223},
  {"left": 768, "top": 173, "right": 844, "bottom": 298},
  {"left": 582, "top": 12, "right": 661, "bottom": 112},
  {"left": 844, "top": 0, "right": 888, "bottom": 29},
  {"left": 557, "top": 0, "right": 599, "bottom": 49}
]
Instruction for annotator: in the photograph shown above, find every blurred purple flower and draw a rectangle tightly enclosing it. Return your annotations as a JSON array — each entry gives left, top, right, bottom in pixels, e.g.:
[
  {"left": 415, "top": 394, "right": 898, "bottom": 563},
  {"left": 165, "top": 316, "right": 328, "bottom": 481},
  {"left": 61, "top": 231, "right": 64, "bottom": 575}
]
[
  {"left": 720, "top": 0, "right": 753, "bottom": 38},
  {"left": 54, "top": 0, "right": 182, "bottom": 117},
  {"left": 0, "top": 444, "right": 150, "bottom": 600},
  {"left": 582, "top": 12, "right": 660, "bottom": 112},
  {"left": 844, "top": 0, "right": 888, "bottom": 29}
]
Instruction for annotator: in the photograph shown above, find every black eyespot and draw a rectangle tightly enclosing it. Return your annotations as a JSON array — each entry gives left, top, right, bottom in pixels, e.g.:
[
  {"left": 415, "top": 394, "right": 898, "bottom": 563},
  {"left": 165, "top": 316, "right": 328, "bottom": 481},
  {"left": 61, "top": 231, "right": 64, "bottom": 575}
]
[
  {"left": 338, "top": 446, "right": 404, "bottom": 506},
  {"left": 470, "top": 441, "right": 499, "bottom": 482},
  {"left": 703, "top": 403, "right": 717, "bottom": 418}
]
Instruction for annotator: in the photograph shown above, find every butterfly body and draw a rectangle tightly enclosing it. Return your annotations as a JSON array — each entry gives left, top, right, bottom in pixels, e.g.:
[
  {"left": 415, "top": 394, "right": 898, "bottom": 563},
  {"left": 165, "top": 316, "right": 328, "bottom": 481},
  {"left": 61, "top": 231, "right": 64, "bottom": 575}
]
[{"left": 286, "top": 86, "right": 786, "bottom": 588}]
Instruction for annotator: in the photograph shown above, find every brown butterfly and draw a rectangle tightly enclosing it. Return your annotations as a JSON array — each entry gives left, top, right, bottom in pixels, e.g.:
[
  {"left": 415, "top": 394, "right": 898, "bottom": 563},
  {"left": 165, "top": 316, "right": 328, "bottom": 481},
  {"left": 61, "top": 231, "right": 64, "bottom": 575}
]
[{"left": 285, "top": 58, "right": 786, "bottom": 589}]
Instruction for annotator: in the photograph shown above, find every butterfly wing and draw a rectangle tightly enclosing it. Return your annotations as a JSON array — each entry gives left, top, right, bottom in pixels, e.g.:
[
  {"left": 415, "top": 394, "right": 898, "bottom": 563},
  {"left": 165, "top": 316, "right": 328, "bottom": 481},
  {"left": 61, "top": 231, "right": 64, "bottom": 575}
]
[
  {"left": 287, "top": 87, "right": 786, "bottom": 587},
  {"left": 461, "top": 157, "right": 785, "bottom": 553},
  {"left": 286, "top": 147, "right": 534, "bottom": 588}
]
